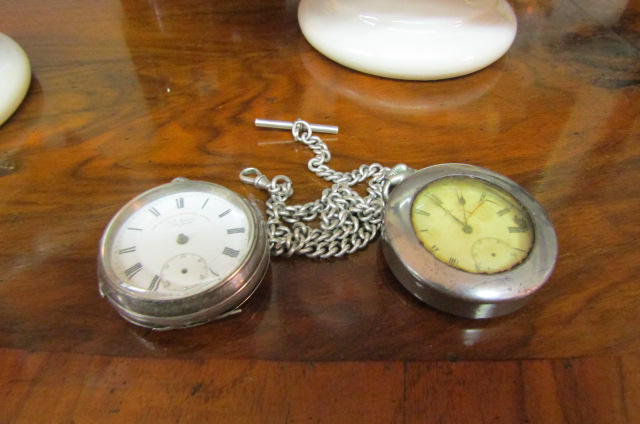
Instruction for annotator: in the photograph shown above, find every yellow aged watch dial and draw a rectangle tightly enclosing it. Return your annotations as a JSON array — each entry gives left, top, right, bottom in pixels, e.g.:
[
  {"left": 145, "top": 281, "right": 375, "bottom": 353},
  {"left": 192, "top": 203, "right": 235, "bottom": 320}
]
[{"left": 411, "top": 176, "right": 534, "bottom": 274}]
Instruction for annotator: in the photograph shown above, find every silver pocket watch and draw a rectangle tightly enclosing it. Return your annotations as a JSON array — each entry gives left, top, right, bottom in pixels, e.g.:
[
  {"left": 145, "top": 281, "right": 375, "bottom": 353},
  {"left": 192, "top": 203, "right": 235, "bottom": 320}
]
[
  {"left": 98, "top": 178, "right": 269, "bottom": 330},
  {"left": 98, "top": 119, "right": 557, "bottom": 328}
]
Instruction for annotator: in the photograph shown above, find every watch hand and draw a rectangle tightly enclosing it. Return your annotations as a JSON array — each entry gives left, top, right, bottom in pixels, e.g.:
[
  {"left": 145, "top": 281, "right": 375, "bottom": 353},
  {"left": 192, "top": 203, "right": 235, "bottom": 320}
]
[
  {"left": 468, "top": 199, "right": 486, "bottom": 218},
  {"left": 467, "top": 195, "right": 499, "bottom": 218},
  {"left": 457, "top": 192, "right": 468, "bottom": 225},
  {"left": 427, "top": 194, "right": 473, "bottom": 234}
]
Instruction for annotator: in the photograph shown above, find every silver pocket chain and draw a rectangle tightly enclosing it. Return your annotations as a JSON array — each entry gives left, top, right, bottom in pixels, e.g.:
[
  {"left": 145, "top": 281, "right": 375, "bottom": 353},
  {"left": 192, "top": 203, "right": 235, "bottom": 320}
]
[{"left": 240, "top": 119, "right": 406, "bottom": 259}]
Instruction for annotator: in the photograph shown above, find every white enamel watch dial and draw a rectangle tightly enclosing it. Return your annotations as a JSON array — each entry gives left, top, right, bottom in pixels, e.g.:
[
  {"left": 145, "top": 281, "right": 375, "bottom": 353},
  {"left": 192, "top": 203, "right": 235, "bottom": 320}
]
[
  {"left": 382, "top": 164, "right": 557, "bottom": 319},
  {"left": 98, "top": 178, "right": 269, "bottom": 330}
]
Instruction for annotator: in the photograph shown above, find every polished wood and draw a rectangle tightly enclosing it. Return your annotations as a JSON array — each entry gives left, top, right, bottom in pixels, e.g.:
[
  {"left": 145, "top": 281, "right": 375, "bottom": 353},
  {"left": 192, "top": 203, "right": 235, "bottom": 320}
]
[{"left": 1, "top": 0, "right": 639, "bottom": 422}]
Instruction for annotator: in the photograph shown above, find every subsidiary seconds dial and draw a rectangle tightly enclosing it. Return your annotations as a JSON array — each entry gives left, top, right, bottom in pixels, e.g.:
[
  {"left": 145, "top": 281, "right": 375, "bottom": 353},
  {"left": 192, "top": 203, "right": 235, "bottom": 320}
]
[{"left": 98, "top": 178, "right": 269, "bottom": 330}]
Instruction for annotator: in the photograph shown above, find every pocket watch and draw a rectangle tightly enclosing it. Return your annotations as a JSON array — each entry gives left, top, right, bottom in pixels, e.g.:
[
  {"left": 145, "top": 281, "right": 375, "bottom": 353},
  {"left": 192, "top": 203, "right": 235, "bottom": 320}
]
[
  {"left": 243, "top": 119, "right": 558, "bottom": 318},
  {"left": 98, "top": 177, "right": 269, "bottom": 330},
  {"left": 382, "top": 164, "right": 558, "bottom": 318}
]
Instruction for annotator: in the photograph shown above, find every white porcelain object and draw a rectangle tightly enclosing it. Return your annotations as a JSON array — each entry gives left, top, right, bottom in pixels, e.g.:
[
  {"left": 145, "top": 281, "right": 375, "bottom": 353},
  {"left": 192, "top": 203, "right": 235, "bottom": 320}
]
[
  {"left": 0, "top": 33, "right": 31, "bottom": 126},
  {"left": 298, "top": 0, "right": 517, "bottom": 80}
]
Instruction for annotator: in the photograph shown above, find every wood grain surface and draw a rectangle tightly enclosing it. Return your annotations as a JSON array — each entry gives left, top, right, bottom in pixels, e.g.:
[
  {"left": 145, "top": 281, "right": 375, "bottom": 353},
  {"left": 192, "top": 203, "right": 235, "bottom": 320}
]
[{"left": 0, "top": 0, "right": 639, "bottom": 422}]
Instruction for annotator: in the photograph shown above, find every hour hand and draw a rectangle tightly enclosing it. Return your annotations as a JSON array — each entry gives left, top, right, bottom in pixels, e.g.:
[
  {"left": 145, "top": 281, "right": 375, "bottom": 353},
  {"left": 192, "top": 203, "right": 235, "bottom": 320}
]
[{"left": 457, "top": 192, "right": 469, "bottom": 225}]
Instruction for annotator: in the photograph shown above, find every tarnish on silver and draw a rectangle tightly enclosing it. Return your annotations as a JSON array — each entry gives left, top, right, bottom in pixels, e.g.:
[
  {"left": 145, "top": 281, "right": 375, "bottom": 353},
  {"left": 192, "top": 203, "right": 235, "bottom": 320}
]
[
  {"left": 98, "top": 178, "right": 269, "bottom": 330},
  {"left": 381, "top": 164, "right": 558, "bottom": 319},
  {"left": 241, "top": 119, "right": 391, "bottom": 258}
]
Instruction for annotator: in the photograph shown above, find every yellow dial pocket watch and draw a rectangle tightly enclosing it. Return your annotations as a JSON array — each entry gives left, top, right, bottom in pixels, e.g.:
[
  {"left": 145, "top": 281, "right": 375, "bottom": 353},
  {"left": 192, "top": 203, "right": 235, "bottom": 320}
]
[{"left": 382, "top": 164, "right": 557, "bottom": 318}]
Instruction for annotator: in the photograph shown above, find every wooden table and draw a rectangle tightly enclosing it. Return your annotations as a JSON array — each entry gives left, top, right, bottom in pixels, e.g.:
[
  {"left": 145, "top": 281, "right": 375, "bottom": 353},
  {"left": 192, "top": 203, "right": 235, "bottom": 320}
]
[{"left": 1, "top": 0, "right": 639, "bottom": 422}]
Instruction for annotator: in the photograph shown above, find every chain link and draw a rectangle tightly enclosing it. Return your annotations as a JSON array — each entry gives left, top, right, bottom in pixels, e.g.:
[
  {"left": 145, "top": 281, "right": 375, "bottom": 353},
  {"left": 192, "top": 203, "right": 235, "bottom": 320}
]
[{"left": 240, "top": 119, "right": 391, "bottom": 259}]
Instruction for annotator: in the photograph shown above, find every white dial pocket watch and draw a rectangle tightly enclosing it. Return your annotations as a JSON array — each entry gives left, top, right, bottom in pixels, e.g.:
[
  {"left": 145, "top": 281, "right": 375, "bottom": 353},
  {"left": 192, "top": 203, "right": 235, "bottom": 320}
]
[{"left": 98, "top": 177, "right": 269, "bottom": 330}]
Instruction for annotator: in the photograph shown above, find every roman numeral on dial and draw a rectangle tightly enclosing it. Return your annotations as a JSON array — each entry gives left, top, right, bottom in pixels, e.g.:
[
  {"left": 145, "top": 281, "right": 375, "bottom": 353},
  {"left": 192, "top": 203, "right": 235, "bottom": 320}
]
[
  {"left": 148, "top": 275, "right": 162, "bottom": 291},
  {"left": 222, "top": 247, "right": 240, "bottom": 258},
  {"left": 508, "top": 226, "right": 528, "bottom": 233},
  {"left": 124, "top": 262, "right": 143, "bottom": 280}
]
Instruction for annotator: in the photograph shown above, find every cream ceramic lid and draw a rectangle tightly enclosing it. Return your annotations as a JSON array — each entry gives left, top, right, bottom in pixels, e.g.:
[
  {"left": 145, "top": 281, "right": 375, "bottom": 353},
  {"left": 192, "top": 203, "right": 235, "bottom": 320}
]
[
  {"left": 0, "top": 33, "right": 31, "bottom": 126},
  {"left": 298, "top": 0, "right": 517, "bottom": 80}
]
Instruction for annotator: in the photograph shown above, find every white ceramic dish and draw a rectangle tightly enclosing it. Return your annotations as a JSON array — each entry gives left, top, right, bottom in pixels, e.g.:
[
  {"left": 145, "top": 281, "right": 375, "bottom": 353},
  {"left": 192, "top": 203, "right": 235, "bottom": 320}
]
[{"left": 298, "top": 0, "right": 517, "bottom": 80}]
